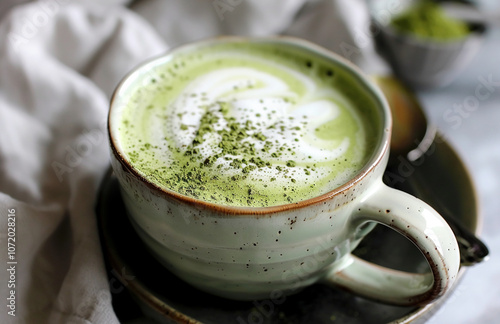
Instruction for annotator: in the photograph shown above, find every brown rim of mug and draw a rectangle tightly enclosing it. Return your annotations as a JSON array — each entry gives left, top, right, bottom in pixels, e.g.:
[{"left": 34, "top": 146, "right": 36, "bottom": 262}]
[{"left": 107, "top": 36, "right": 392, "bottom": 216}]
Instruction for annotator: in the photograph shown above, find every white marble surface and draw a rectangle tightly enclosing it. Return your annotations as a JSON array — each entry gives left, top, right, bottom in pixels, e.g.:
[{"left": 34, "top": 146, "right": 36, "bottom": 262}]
[{"left": 417, "top": 24, "right": 500, "bottom": 324}]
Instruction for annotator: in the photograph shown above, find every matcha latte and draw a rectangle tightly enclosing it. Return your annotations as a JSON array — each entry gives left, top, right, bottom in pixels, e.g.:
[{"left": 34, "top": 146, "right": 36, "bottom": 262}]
[{"left": 112, "top": 39, "right": 380, "bottom": 207}]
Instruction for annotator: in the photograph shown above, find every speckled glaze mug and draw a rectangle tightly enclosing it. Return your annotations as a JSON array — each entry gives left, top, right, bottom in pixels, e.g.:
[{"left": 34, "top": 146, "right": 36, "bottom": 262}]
[{"left": 108, "top": 37, "right": 460, "bottom": 306}]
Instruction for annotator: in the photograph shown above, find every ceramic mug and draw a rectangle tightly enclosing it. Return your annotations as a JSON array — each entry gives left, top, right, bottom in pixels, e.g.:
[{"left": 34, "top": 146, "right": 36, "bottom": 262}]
[{"left": 108, "top": 37, "right": 460, "bottom": 306}]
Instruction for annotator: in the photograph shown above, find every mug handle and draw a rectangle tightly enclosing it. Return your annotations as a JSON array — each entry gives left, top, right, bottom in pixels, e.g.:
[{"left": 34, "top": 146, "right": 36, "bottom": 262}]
[{"left": 321, "top": 180, "right": 461, "bottom": 306}]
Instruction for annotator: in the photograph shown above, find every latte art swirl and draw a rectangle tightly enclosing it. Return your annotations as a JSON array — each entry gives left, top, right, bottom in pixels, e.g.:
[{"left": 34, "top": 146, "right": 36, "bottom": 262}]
[{"left": 116, "top": 42, "right": 378, "bottom": 207}]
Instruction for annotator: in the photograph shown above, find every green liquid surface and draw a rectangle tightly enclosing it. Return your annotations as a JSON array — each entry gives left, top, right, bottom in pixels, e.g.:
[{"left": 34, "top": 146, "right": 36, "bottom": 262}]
[{"left": 115, "top": 40, "right": 381, "bottom": 207}]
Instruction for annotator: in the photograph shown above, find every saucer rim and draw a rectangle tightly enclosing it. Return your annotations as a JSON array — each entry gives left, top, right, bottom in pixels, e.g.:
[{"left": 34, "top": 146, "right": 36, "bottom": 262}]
[{"left": 97, "top": 132, "right": 480, "bottom": 324}]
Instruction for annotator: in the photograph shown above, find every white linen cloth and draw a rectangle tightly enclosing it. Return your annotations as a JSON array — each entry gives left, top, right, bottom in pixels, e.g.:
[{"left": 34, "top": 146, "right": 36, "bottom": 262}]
[{"left": 0, "top": 1, "right": 384, "bottom": 323}]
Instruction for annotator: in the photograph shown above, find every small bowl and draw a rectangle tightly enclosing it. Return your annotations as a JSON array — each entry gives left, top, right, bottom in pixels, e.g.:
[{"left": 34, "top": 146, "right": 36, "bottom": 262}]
[{"left": 369, "top": 0, "right": 486, "bottom": 88}]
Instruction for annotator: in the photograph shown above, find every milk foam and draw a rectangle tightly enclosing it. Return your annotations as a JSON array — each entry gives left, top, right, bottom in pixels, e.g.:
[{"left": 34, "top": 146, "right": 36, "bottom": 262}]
[{"left": 117, "top": 42, "right": 377, "bottom": 207}]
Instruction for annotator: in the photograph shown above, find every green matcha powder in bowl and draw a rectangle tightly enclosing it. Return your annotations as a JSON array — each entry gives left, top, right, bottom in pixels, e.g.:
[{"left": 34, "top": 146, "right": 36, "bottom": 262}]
[
  {"left": 390, "top": 1, "right": 470, "bottom": 41},
  {"left": 370, "top": 0, "right": 486, "bottom": 88}
]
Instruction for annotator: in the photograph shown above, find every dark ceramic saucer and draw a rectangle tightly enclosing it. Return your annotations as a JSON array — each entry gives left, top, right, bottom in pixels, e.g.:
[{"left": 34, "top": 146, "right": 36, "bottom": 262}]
[{"left": 96, "top": 134, "right": 479, "bottom": 324}]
